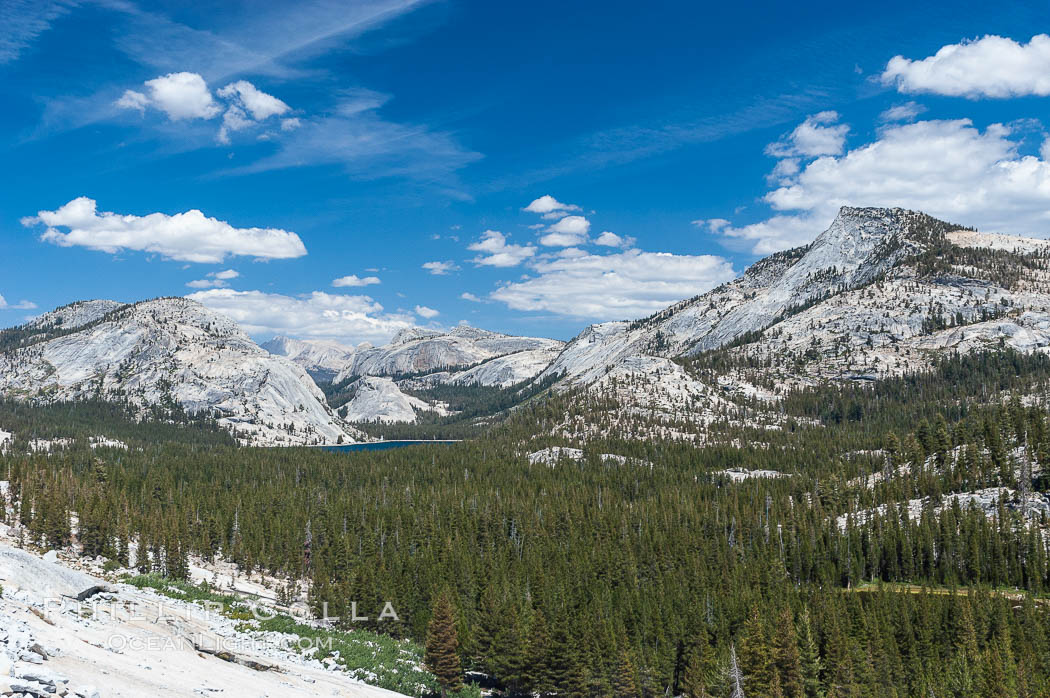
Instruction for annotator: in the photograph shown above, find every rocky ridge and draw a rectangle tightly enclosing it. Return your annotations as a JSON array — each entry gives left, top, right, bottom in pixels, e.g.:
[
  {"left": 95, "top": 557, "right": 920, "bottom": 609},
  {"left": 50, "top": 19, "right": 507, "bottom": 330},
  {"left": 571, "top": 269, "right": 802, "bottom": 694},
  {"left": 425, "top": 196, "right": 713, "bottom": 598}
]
[
  {"left": 331, "top": 325, "right": 563, "bottom": 383},
  {"left": 0, "top": 542, "right": 406, "bottom": 697},
  {"left": 0, "top": 298, "right": 360, "bottom": 447},
  {"left": 337, "top": 376, "right": 450, "bottom": 424},
  {"left": 532, "top": 206, "right": 1050, "bottom": 440}
]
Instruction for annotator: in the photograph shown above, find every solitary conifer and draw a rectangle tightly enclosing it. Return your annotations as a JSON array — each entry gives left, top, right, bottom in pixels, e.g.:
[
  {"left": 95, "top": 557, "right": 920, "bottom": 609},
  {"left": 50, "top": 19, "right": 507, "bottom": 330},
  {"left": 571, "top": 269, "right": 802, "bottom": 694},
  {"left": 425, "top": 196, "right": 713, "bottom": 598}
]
[{"left": 425, "top": 589, "right": 463, "bottom": 696}]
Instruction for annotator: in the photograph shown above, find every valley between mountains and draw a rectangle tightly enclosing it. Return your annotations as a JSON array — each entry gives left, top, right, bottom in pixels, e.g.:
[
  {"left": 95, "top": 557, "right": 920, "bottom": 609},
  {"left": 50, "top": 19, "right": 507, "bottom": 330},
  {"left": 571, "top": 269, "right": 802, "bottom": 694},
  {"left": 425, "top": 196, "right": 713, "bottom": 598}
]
[{"left": 6, "top": 206, "right": 1050, "bottom": 696}]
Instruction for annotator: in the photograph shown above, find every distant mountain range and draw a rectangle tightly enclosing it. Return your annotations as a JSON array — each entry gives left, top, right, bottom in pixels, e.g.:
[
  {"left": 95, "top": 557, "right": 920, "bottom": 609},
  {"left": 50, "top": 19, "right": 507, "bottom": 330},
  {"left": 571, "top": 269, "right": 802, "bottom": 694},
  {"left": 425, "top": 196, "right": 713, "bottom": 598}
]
[
  {"left": 265, "top": 325, "right": 562, "bottom": 387},
  {"left": 5, "top": 206, "right": 1050, "bottom": 443},
  {"left": 264, "top": 325, "right": 564, "bottom": 424}
]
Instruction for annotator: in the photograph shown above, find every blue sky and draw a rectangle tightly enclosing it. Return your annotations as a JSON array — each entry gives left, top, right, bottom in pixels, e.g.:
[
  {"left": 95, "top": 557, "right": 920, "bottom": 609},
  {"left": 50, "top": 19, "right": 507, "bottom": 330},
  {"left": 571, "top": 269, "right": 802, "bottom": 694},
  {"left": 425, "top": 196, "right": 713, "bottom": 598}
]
[{"left": 3, "top": 0, "right": 1050, "bottom": 344}]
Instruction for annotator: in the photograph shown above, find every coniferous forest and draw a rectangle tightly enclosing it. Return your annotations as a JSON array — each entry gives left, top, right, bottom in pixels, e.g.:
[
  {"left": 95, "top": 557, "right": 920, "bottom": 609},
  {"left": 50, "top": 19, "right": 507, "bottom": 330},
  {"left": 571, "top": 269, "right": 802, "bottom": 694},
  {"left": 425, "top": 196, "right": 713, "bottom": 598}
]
[{"left": 4, "top": 351, "right": 1050, "bottom": 696}]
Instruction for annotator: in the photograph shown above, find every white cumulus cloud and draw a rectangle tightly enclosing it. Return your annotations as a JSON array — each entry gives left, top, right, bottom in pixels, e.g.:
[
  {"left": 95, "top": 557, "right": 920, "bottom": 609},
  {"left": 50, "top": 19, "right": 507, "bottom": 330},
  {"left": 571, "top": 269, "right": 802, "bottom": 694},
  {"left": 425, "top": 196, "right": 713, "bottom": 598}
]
[
  {"left": 332, "top": 274, "right": 380, "bottom": 287},
  {"left": 468, "top": 230, "right": 536, "bottom": 267},
  {"left": 126, "top": 72, "right": 221, "bottom": 120},
  {"left": 415, "top": 305, "right": 440, "bottom": 318},
  {"left": 25, "top": 197, "right": 307, "bottom": 263},
  {"left": 594, "top": 231, "right": 634, "bottom": 248},
  {"left": 523, "top": 195, "right": 581, "bottom": 215},
  {"left": 422, "top": 260, "right": 460, "bottom": 275},
  {"left": 490, "top": 249, "right": 736, "bottom": 319},
  {"left": 216, "top": 80, "right": 290, "bottom": 143},
  {"left": 187, "top": 289, "right": 414, "bottom": 345},
  {"left": 766, "top": 111, "right": 848, "bottom": 158},
  {"left": 115, "top": 72, "right": 292, "bottom": 144},
  {"left": 217, "top": 80, "right": 290, "bottom": 120},
  {"left": 539, "top": 215, "right": 591, "bottom": 247},
  {"left": 882, "top": 34, "right": 1050, "bottom": 98}
]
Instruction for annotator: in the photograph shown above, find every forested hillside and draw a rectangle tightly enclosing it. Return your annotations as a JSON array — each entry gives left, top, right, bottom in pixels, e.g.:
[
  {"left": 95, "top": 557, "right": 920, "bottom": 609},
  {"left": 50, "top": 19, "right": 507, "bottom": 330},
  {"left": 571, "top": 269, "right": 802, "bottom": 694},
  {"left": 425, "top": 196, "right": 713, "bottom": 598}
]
[
  {"left": 4, "top": 349, "right": 1050, "bottom": 696},
  {"left": 0, "top": 398, "right": 236, "bottom": 448}
]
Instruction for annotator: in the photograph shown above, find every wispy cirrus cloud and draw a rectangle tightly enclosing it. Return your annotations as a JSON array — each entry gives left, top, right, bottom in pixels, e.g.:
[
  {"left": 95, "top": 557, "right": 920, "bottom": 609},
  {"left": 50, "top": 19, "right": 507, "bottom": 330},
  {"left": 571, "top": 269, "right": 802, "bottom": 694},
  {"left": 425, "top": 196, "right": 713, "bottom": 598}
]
[
  {"left": 219, "top": 90, "right": 480, "bottom": 183},
  {"left": 37, "top": 0, "right": 429, "bottom": 134},
  {"left": 879, "top": 101, "right": 926, "bottom": 123},
  {"left": 110, "top": 75, "right": 478, "bottom": 183},
  {"left": 488, "top": 91, "right": 825, "bottom": 190},
  {"left": 0, "top": 0, "right": 76, "bottom": 65},
  {"left": 99, "top": 0, "right": 431, "bottom": 83},
  {"left": 33, "top": 0, "right": 475, "bottom": 187}
]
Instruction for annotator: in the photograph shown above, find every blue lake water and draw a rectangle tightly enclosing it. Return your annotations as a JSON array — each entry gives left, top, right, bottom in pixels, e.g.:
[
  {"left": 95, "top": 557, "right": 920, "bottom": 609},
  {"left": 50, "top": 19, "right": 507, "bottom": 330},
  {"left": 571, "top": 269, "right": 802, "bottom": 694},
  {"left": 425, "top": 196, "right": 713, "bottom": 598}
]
[{"left": 321, "top": 440, "right": 460, "bottom": 453}]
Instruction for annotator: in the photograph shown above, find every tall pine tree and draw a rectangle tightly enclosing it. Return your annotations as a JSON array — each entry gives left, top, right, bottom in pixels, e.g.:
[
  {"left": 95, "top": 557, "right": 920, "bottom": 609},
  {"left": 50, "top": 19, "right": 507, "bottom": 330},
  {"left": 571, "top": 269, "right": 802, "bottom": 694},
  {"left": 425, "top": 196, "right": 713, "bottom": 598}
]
[{"left": 425, "top": 589, "right": 464, "bottom": 697}]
